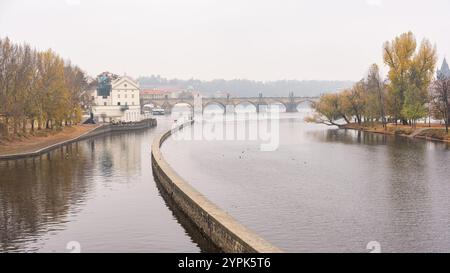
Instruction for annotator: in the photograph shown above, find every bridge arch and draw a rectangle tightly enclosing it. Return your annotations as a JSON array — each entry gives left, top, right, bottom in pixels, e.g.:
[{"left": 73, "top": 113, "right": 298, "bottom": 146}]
[
  {"left": 294, "top": 99, "right": 315, "bottom": 110},
  {"left": 234, "top": 100, "right": 258, "bottom": 112},
  {"left": 171, "top": 100, "right": 194, "bottom": 108},
  {"left": 170, "top": 101, "right": 194, "bottom": 115},
  {"left": 141, "top": 101, "right": 162, "bottom": 110},
  {"left": 140, "top": 96, "right": 318, "bottom": 114},
  {"left": 264, "top": 99, "right": 288, "bottom": 112},
  {"left": 202, "top": 101, "right": 226, "bottom": 114}
]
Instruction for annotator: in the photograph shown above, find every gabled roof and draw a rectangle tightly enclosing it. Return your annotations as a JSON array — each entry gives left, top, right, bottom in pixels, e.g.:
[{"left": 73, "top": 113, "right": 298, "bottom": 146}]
[{"left": 111, "top": 75, "right": 140, "bottom": 89}]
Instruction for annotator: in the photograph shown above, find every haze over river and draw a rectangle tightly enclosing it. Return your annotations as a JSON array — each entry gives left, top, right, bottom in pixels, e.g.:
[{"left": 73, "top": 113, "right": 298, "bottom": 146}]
[
  {"left": 1, "top": 108, "right": 450, "bottom": 252},
  {"left": 162, "top": 109, "right": 450, "bottom": 252}
]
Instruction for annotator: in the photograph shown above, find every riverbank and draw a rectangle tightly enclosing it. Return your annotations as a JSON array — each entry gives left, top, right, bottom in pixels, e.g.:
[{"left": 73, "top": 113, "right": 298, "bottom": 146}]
[
  {"left": 0, "top": 124, "right": 100, "bottom": 156},
  {"left": 0, "top": 119, "right": 157, "bottom": 160},
  {"left": 340, "top": 123, "right": 450, "bottom": 143}
]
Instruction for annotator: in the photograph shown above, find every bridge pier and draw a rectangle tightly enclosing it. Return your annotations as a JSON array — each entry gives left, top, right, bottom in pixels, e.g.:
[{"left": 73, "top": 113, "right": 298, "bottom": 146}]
[
  {"left": 285, "top": 103, "right": 298, "bottom": 113},
  {"left": 163, "top": 105, "right": 172, "bottom": 114},
  {"left": 225, "top": 104, "right": 235, "bottom": 114}
]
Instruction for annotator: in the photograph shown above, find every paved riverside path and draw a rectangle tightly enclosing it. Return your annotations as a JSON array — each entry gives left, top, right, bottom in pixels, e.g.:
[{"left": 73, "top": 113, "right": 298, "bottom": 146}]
[{"left": 0, "top": 124, "right": 100, "bottom": 158}]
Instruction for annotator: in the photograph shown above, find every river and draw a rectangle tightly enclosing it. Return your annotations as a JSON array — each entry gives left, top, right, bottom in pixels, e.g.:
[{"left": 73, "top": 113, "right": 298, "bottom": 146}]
[
  {"left": 162, "top": 109, "right": 450, "bottom": 252},
  {"left": 0, "top": 117, "right": 210, "bottom": 252},
  {"left": 1, "top": 109, "right": 449, "bottom": 252}
]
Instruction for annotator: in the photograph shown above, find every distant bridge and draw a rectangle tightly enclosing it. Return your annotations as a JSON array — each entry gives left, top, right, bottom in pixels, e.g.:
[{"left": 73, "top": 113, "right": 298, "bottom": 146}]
[{"left": 140, "top": 92, "right": 318, "bottom": 113}]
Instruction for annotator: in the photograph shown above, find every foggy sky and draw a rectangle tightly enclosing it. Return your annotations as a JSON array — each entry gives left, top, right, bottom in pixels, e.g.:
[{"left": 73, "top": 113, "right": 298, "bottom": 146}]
[{"left": 1, "top": 0, "right": 449, "bottom": 81}]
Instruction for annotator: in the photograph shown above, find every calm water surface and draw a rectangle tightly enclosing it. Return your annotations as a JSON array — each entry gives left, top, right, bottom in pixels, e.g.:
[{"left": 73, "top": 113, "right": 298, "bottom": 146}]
[
  {"left": 162, "top": 111, "right": 450, "bottom": 252},
  {"left": 2, "top": 109, "right": 450, "bottom": 253},
  {"left": 0, "top": 118, "right": 205, "bottom": 252}
]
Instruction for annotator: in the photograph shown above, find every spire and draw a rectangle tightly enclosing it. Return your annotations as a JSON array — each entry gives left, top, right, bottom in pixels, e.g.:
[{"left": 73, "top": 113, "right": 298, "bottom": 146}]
[
  {"left": 438, "top": 58, "right": 450, "bottom": 78},
  {"left": 442, "top": 58, "right": 449, "bottom": 71}
]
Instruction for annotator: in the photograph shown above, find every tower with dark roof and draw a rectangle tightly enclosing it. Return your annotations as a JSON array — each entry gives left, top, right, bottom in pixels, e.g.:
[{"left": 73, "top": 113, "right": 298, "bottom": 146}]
[{"left": 437, "top": 58, "right": 450, "bottom": 79}]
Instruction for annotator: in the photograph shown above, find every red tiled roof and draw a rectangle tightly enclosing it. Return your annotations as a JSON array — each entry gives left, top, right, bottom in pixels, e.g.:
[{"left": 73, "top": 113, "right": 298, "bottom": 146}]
[{"left": 140, "top": 89, "right": 171, "bottom": 95}]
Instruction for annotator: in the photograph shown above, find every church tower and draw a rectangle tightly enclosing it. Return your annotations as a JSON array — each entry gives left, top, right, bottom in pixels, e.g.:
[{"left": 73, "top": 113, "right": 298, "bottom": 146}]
[{"left": 437, "top": 58, "right": 450, "bottom": 79}]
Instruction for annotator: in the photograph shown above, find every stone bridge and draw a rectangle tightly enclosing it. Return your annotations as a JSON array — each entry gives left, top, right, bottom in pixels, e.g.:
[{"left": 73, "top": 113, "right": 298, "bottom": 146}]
[{"left": 140, "top": 92, "right": 318, "bottom": 114}]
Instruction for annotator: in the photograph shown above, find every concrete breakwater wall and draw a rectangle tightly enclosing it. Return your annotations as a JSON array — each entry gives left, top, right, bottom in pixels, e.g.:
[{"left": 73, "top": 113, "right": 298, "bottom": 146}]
[
  {"left": 151, "top": 122, "right": 282, "bottom": 253},
  {"left": 0, "top": 118, "right": 157, "bottom": 160}
]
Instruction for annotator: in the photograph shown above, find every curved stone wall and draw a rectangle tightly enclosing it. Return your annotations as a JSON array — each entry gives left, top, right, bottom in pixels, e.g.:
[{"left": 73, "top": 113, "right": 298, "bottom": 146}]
[{"left": 151, "top": 121, "right": 282, "bottom": 253}]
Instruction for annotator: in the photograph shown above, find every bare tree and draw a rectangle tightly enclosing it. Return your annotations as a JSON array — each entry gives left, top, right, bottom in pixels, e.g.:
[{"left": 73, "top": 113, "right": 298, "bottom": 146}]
[
  {"left": 366, "top": 64, "right": 387, "bottom": 129},
  {"left": 431, "top": 74, "right": 450, "bottom": 132}
]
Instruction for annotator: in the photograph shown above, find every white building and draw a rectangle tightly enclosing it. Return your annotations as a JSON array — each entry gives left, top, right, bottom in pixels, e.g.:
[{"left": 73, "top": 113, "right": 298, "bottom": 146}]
[{"left": 92, "top": 75, "right": 142, "bottom": 122}]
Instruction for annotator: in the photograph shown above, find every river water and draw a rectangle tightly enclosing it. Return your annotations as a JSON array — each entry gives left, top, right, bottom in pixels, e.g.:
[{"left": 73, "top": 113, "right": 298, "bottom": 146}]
[
  {"left": 162, "top": 110, "right": 450, "bottom": 253},
  {"left": 1, "top": 109, "right": 450, "bottom": 253},
  {"left": 0, "top": 118, "right": 207, "bottom": 252}
]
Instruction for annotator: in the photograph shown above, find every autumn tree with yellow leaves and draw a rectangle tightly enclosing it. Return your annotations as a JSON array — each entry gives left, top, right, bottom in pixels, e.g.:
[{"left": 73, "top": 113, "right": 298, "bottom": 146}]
[
  {"left": 311, "top": 32, "right": 439, "bottom": 128},
  {"left": 383, "top": 31, "right": 437, "bottom": 126},
  {"left": 0, "top": 37, "right": 88, "bottom": 138}
]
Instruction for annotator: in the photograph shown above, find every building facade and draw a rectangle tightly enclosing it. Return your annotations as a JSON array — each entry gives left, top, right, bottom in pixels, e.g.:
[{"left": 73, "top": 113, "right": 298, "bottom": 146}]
[
  {"left": 140, "top": 89, "right": 172, "bottom": 100},
  {"left": 92, "top": 75, "right": 142, "bottom": 122}
]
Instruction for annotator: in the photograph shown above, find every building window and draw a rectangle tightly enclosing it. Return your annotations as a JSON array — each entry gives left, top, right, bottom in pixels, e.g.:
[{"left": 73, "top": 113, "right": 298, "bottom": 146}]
[
  {"left": 104, "top": 102, "right": 107, "bottom": 106},
  {"left": 117, "top": 102, "right": 121, "bottom": 106},
  {"left": 125, "top": 94, "right": 127, "bottom": 98},
  {"left": 118, "top": 94, "right": 120, "bottom": 98},
  {"left": 132, "top": 94, "right": 134, "bottom": 98},
  {"left": 132, "top": 102, "right": 135, "bottom": 105},
  {"left": 124, "top": 84, "right": 127, "bottom": 87}
]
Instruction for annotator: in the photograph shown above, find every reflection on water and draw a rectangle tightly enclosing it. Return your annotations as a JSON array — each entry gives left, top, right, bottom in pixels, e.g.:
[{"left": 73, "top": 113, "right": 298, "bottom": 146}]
[
  {"left": 162, "top": 113, "right": 450, "bottom": 252},
  {"left": 0, "top": 118, "right": 202, "bottom": 252},
  {"left": 0, "top": 145, "right": 92, "bottom": 252},
  {"left": 153, "top": 175, "right": 220, "bottom": 253}
]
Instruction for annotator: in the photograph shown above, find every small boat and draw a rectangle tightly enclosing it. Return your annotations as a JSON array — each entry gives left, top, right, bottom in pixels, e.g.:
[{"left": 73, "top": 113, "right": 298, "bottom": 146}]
[{"left": 152, "top": 108, "right": 165, "bottom": 115}]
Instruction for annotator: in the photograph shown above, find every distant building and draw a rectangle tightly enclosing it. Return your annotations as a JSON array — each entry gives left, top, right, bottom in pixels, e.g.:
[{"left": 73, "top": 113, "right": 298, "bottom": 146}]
[
  {"left": 140, "top": 89, "right": 172, "bottom": 100},
  {"left": 91, "top": 74, "right": 141, "bottom": 122},
  {"left": 213, "top": 90, "right": 228, "bottom": 98},
  {"left": 437, "top": 58, "right": 450, "bottom": 79}
]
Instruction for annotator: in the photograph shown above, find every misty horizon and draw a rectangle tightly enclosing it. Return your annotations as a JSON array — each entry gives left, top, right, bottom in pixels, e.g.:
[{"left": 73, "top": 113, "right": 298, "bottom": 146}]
[{"left": 1, "top": 0, "right": 449, "bottom": 82}]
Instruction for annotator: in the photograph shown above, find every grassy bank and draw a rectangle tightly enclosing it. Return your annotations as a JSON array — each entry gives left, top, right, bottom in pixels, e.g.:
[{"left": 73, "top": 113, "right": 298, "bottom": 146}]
[
  {"left": 340, "top": 123, "right": 450, "bottom": 142},
  {"left": 414, "top": 129, "right": 450, "bottom": 142}
]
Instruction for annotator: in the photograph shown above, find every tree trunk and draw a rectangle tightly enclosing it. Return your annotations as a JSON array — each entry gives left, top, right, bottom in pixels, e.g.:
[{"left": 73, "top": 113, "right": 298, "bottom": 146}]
[
  {"left": 13, "top": 117, "right": 18, "bottom": 134},
  {"left": 342, "top": 115, "right": 350, "bottom": 124},
  {"left": 38, "top": 119, "right": 43, "bottom": 130},
  {"left": 356, "top": 115, "right": 362, "bottom": 125},
  {"left": 22, "top": 119, "right": 27, "bottom": 134},
  {"left": 4, "top": 117, "right": 9, "bottom": 136}
]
